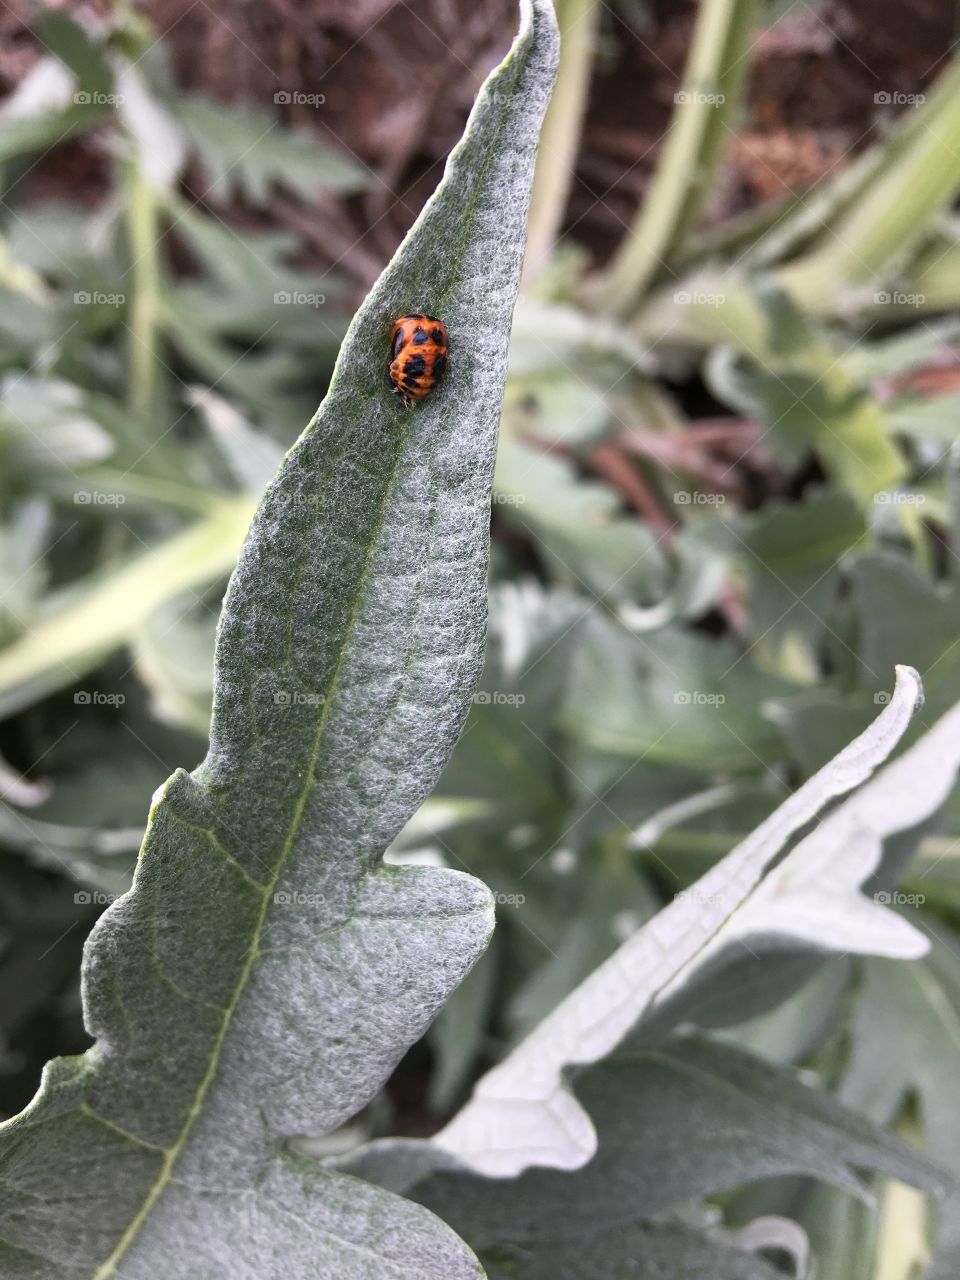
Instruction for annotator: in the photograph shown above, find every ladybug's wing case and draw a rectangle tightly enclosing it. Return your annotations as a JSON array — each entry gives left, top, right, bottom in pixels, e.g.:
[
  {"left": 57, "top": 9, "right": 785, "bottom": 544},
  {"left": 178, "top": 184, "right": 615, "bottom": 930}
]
[{"left": 387, "top": 314, "right": 449, "bottom": 403}]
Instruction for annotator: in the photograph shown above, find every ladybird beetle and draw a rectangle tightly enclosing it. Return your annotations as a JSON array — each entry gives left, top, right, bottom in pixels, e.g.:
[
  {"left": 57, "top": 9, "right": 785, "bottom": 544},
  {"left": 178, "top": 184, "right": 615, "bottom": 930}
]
[{"left": 387, "top": 313, "right": 448, "bottom": 405}]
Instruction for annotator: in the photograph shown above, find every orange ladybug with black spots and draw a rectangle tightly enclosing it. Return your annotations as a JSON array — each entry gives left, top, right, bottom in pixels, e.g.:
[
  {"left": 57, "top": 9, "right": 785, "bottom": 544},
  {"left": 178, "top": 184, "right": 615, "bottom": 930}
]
[{"left": 387, "top": 313, "right": 448, "bottom": 405}]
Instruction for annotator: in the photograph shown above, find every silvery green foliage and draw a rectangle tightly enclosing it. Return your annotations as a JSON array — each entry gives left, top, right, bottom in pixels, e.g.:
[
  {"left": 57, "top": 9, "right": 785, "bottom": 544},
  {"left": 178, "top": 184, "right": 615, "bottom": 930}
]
[
  {"left": 342, "top": 1037, "right": 947, "bottom": 1278},
  {"left": 435, "top": 666, "right": 928, "bottom": 1176},
  {"left": 0, "top": 2, "right": 559, "bottom": 1276}
]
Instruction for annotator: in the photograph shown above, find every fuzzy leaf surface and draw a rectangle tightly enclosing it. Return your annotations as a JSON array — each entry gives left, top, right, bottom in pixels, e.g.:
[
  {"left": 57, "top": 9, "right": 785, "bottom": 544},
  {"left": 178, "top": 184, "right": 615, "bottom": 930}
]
[{"left": 0, "top": 2, "right": 559, "bottom": 1276}]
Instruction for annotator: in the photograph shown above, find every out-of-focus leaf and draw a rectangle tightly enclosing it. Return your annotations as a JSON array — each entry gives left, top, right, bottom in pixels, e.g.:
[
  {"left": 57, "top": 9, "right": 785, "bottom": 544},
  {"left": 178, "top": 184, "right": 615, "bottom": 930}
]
[
  {"left": 885, "top": 392, "right": 960, "bottom": 441},
  {"left": 173, "top": 96, "right": 370, "bottom": 204},
  {"left": 851, "top": 552, "right": 960, "bottom": 720},
  {"left": 0, "top": 58, "right": 103, "bottom": 161},
  {"left": 794, "top": 1182, "right": 878, "bottom": 1280},
  {"left": 428, "top": 934, "right": 501, "bottom": 1114},
  {"left": 35, "top": 12, "right": 114, "bottom": 101},
  {"left": 841, "top": 922, "right": 960, "bottom": 1278},
  {"left": 0, "top": 501, "right": 50, "bottom": 641},
  {"left": 507, "top": 299, "right": 653, "bottom": 377},
  {"left": 719, "top": 488, "right": 866, "bottom": 669},
  {"left": 559, "top": 611, "right": 791, "bottom": 771},
  {"left": 115, "top": 63, "right": 186, "bottom": 188},
  {"left": 187, "top": 388, "right": 285, "bottom": 495},
  {"left": 434, "top": 668, "right": 924, "bottom": 1176},
  {"left": 0, "top": 375, "right": 114, "bottom": 476},
  {"left": 505, "top": 372, "right": 612, "bottom": 445},
  {"left": 130, "top": 599, "right": 217, "bottom": 734},
  {"left": 481, "top": 1220, "right": 788, "bottom": 1279},
  {"left": 493, "top": 437, "right": 671, "bottom": 602},
  {"left": 505, "top": 849, "right": 660, "bottom": 1039},
  {"left": 638, "top": 681, "right": 960, "bottom": 1044},
  {"left": 705, "top": 331, "right": 903, "bottom": 505},
  {"left": 348, "top": 1038, "right": 947, "bottom": 1271},
  {"left": 843, "top": 318, "right": 960, "bottom": 385},
  {"left": 0, "top": 496, "right": 256, "bottom": 720}
]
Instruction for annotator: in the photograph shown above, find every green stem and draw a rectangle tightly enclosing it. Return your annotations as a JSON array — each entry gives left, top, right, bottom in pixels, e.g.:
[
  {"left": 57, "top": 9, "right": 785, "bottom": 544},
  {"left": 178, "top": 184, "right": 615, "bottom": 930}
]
[
  {"left": 596, "top": 0, "right": 758, "bottom": 315},
  {"left": 0, "top": 496, "right": 256, "bottom": 719},
  {"left": 124, "top": 160, "right": 162, "bottom": 418},
  {"left": 523, "top": 0, "right": 600, "bottom": 284},
  {"left": 778, "top": 59, "right": 960, "bottom": 310}
]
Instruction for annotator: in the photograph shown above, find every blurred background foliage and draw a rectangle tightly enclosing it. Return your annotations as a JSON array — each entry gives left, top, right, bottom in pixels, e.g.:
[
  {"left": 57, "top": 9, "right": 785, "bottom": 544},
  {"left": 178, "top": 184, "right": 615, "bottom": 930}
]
[{"left": 3, "top": 0, "right": 960, "bottom": 1272}]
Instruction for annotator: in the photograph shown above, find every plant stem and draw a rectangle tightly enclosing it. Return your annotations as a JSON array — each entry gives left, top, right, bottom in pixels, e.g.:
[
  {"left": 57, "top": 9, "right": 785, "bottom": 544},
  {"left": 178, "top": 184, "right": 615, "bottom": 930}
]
[
  {"left": 523, "top": 0, "right": 600, "bottom": 284},
  {"left": 778, "top": 58, "right": 960, "bottom": 310},
  {"left": 0, "top": 495, "right": 257, "bottom": 719},
  {"left": 124, "top": 160, "right": 162, "bottom": 418},
  {"left": 597, "top": 0, "right": 758, "bottom": 315}
]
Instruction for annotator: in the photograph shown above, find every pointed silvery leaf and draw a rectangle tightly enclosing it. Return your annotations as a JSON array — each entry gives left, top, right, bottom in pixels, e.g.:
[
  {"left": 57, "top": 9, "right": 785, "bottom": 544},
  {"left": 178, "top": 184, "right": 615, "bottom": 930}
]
[
  {"left": 435, "top": 666, "right": 924, "bottom": 1176},
  {"left": 0, "top": 2, "right": 559, "bottom": 1276},
  {"left": 664, "top": 687, "right": 960, "bottom": 996}
]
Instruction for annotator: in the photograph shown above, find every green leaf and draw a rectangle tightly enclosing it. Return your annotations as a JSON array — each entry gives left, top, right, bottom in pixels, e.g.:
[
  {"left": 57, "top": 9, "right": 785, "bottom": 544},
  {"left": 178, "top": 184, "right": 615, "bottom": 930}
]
[
  {"left": 885, "top": 391, "right": 960, "bottom": 441},
  {"left": 841, "top": 923, "right": 960, "bottom": 1277},
  {"left": 719, "top": 487, "right": 867, "bottom": 674},
  {"left": 35, "top": 12, "right": 114, "bottom": 101},
  {"left": 559, "top": 611, "right": 792, "bottom": 772},
  {"left": 851, "top": 552, "right": 960, "bottom": 720},
  {"left": 700, "top": 289, "right": 904, "bottom": 505},
  {"left": 0, "top": 496, "right": 257, "bottom": 720},
  {"left": 130, "top": 600, "right": 218, "bottom": 734},
  {"left": 347, "top": 1039, "right": 947, "bottom": 1274},
  {"left": 482, "top": 1220, "right": 788, "bottom": 1279},
  {"left": 795, "top": 1182, "right": 878, "bottom": 1280},
  {"left": 433, "top": 667, "right": 928, "bottom": 1176},
  {"left": 173, "top": 96, "right": 370, "bottom": 204},
  {"left": 493, "top": 437, "right": 671, "bottom": 602},
  {"left": 0, "top": 3, "right": 559, "bottom": 1277},
  {"left": 777, "top": 59, "right": 960, "bottom": 311}
]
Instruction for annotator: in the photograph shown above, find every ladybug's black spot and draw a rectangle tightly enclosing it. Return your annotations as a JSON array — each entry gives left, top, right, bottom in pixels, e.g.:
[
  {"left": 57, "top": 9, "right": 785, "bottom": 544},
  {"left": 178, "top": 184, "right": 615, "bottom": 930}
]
[
  {"left": 432, "top": 354, "right": 447, "bottom": 381},
  {"left": 411, "top": 328, "right": 429, "bottom": 345},
  {"left": 430, "top": 328, "right": 444, "bottom": 345},
  {"left": 404, "top": 354, "right": 427, "bottom": 376}
]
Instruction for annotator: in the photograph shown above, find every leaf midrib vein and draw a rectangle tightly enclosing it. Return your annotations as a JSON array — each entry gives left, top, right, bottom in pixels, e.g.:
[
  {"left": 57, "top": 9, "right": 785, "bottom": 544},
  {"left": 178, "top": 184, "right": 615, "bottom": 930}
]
[{"left": 90, "top": 424, "right": 407, "bottom": 1279}]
